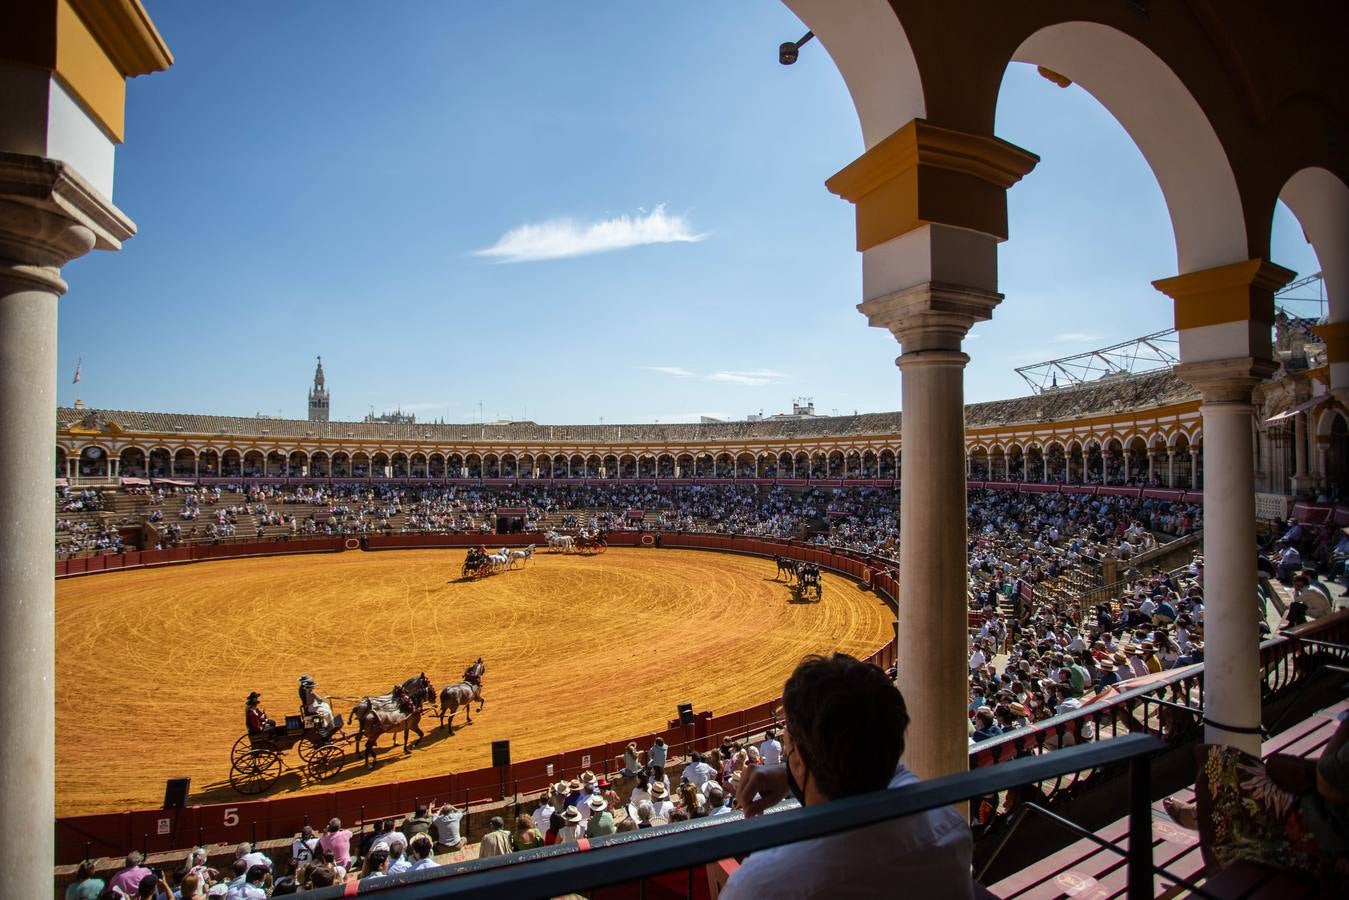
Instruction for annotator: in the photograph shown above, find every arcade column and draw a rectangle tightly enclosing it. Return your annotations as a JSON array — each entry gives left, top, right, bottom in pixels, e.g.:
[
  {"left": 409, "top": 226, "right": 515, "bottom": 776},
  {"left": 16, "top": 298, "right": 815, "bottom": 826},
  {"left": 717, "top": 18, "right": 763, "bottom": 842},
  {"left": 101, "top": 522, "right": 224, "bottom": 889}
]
[
  {"left": 0, "top": 1, "right": 171, "bottom": 888},
  {"left": 1156, "top": 258, "right": 1294, "bottom": 755},
  {"left": 827, "top": 117, "right": 1037, "bottom": 780}
]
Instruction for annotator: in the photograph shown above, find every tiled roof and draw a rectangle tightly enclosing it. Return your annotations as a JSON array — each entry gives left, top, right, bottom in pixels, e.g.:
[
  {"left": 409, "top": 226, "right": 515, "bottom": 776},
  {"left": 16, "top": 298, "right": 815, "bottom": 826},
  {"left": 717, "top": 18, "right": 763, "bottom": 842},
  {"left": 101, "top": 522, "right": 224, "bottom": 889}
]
[{"left": 57, "top": 370, "right": 1196, "bottom": 445}]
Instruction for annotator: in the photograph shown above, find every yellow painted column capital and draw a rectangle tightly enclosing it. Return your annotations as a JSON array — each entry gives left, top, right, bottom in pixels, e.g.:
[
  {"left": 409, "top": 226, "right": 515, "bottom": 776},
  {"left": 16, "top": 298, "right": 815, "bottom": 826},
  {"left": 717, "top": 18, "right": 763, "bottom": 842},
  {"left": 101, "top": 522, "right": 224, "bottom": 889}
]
[
  {"left": 825, "top": 119, "right": 1039, "bottom": 252},
  {"left": 1151, "top": 259, "right": 1295, "bottom": 331},
  {"left": 1312, "top": 321, "right": 1349, "bottom": 365}
]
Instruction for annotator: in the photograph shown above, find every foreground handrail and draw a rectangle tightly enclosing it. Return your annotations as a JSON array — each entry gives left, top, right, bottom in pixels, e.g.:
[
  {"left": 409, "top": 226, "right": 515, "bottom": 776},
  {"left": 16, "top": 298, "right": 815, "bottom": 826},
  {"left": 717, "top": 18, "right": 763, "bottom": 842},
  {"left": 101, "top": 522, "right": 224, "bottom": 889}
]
[{"left": 316, "top": 734, "right": 1164, "bottom": 899}]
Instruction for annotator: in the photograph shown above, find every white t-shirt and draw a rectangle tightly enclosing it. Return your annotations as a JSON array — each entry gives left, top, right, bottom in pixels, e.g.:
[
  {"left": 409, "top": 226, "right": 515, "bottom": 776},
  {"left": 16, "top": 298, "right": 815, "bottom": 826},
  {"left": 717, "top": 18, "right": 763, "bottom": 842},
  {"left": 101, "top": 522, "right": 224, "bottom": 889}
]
[
  {"left": 759, "top": 738, "right": 782, "bottom": 766},
  {"left": 432, "top": 810, "right": 464, "bottom": 846},
  {"left": 291, "top": 837, "right": 318, "bottom": 865},
  {"left": 720, "top": 765, "right": 973, "bottom": 900}
]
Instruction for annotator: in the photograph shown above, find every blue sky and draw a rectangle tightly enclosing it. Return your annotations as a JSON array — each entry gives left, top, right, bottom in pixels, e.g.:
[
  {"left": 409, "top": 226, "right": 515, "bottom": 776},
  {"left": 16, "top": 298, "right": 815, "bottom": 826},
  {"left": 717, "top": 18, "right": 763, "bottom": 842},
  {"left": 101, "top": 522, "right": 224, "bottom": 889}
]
[{"left": 58, "top": 2, "right": 1322, "bottom": 423}]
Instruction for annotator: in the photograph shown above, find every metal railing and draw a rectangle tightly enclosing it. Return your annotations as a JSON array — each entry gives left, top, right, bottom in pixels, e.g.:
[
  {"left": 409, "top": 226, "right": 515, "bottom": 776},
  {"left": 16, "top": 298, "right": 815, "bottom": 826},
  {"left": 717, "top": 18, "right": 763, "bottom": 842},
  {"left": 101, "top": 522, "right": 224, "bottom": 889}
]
[{"left": 315, "top": 734, "right": 1166, "bottom": 899}]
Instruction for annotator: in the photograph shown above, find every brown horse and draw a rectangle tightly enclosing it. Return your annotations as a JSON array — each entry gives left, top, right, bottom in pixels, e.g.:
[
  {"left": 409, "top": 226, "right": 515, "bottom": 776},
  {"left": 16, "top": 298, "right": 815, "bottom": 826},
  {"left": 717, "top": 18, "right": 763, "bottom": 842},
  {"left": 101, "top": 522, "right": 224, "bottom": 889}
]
[
  {"left": 439, "top": 658, "right": 486, "bottom": 733},
  {"left": 349, "top": 673, "right": 434, "bottom": 768}
]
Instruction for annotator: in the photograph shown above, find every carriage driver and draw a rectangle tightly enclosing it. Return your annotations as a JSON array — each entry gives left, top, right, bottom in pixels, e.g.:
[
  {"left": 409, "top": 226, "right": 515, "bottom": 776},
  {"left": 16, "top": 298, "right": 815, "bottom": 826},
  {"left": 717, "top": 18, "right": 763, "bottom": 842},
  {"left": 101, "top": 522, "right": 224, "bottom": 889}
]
[
  {"left": 298, "top": 674, "right": 337, "bottom": 733},
  {"left": 245, "top": 691, "right": 276, "bottom": 735}
]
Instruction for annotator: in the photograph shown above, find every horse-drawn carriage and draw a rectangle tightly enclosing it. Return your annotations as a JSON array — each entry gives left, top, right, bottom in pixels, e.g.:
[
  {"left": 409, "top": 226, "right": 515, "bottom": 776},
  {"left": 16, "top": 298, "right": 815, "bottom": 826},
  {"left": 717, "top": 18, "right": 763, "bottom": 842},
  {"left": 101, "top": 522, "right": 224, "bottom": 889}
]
[
  {"left": 228, "top": 667, "right": 483, "bottom": 794},
  {"left": 797, "top": 562, "right": 823, "bottom": 601},
  {"left": 462, "top": 545, "right": 533, "bottom": 578},
  {"left": 545, "top": 530, "right": 606, "bottom": 555},
  {"left": 229, "top": 716, "right": 349, "bottom": 795}
]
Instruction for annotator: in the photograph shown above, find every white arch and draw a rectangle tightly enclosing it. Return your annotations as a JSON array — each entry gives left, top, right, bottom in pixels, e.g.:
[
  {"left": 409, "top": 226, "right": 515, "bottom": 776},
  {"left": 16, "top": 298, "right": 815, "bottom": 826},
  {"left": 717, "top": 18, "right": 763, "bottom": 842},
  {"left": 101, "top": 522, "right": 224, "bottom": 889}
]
[
  {"left": 1279, "top": 168, "right": 1349, "bottom": 324},
  {"left": 1011, "top": 21, "right": 1246, "bottom": 273},
  {"left": 781, "top": 0, "right": 924, "bottom": 149}
]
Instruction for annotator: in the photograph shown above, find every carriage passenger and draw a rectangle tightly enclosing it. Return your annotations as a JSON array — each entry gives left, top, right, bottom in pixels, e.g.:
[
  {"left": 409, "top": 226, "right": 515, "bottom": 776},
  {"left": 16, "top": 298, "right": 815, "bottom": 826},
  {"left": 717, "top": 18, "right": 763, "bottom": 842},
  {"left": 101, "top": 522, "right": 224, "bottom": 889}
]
[
  {"left": 298, "top": 674, "right": 336, "bottom": 732},
  {"left": 245, "top": 692, "right": 275, "bottom": 735}
]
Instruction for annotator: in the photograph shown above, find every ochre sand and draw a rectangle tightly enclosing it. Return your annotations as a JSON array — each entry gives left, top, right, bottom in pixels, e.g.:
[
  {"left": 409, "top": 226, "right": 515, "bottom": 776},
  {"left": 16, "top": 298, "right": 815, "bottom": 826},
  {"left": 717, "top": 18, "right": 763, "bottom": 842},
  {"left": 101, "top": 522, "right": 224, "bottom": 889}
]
[{"left": 56, "top": 547, "right": 893, "bottom": 815}]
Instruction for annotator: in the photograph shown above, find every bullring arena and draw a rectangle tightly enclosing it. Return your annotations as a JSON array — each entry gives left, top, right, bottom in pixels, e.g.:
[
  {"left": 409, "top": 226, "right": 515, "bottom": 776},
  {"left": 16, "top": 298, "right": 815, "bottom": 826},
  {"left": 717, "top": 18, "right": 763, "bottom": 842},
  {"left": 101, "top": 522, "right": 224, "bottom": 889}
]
[{"left": 56, "top": 546, "right": 892, "bottom": 816}]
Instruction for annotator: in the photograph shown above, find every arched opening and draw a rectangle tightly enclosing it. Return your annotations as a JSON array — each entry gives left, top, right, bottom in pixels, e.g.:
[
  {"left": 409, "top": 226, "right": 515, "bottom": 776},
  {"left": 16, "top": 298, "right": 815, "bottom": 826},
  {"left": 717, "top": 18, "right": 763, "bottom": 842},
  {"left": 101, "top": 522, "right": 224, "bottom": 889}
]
[
  {"left": 968, "top": 446, "right": 988, "bottom": 481},
  {"left": 1045, "top": 442, "right": 1066, "bottom": 483},
  {"left": 120, "top": 447, "right": 147, "bottom": 478},
  {"left": 601, "top": 454, "right": 618, "bottom": 478},
  {"left": 1006, "top": 21, "right": 1246, "bottom": 275},
  {"left": 1103, "top": 437, "right": 1124, "bottom": 485},
  {"left": 371, "top": 452, "right": 390, "bottom": 478},
  {"left": 1006, "top": 444, "right": 1024, "bottom": 482},
  {"left": 482, "top": 453, "right": 499, "bottom": 478},
  {"left": 79, "top": 445, "right": 109, "bottom": 478},
  {"left": 657, "top": 454, "right": 676, "bottom": 477},
  {"left": 1278, "top": 168, "right": 1348, "bottom": 325},
  {"left": 619, "top": 454, "right": 637, "bottom": 478},
  {"left": 352, "top": 452, "right": 371, "bottom": 478},
  {"left": 735, "top": 452, "right": 755, "bottom": 478},
  {"left": 198, "top": 449, "right": 220, "bottom": 477},
  {"left": 638, "top": 455, "right": 656, "bottom": 478},
  {"left": 427, "top": 453, "right": 444, "bottom": 478},
  {"left": 172, "top": 448, "right": 196, "bottom": 477},
  {"left": 146, "top": 447, "right": 170, "bottom": 478},
  {"left": 676, "top": 453, "right": 694, "bottom": 478},
  {"left": 1066, "top": 441, "right": 1084, "bottom": 484},
  {"left": 410, "top": 452, "right": 428, "bottom": 477},
  {"left": 310, "top": 451, "right": 329, "bottom": 477},
  {"left": 1326, "top": 413, "right": 1349, "bottom": 498},
  {"left": 289, "top": 450, "right": 309, "bottom": 477},
  {"left": 714, "top": 453, "right": 734, "bottom": 478},
  {"left": 220, "top": 449, "right": 241, "bottom": 477},
  {"left": 1025, "top": 444, "right": 1044, "bottom": 482}
]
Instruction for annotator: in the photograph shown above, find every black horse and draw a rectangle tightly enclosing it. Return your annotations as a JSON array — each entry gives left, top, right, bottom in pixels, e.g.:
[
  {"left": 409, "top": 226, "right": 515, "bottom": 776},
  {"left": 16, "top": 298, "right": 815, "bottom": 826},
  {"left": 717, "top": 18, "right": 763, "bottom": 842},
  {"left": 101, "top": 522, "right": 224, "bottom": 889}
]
[{"left": 775, "top": 556, "right": 799, "bottom": 581}]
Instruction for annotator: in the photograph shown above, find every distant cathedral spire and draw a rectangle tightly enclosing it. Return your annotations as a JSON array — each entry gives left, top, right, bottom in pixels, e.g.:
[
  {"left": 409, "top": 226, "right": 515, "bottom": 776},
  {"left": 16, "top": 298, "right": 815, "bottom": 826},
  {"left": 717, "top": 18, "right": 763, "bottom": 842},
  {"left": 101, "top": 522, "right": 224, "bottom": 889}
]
[{"left": 308, "top": 356, "right": 330, "bottom": 422}]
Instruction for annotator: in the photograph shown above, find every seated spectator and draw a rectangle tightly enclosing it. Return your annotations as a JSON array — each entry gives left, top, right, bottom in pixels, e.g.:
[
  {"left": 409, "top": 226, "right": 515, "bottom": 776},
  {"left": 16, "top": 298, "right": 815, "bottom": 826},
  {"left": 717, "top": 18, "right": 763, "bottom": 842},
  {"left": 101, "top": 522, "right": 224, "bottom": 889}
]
[
  {"left": 108, "top": 851, "right": 154, "bottom": 896},
  {"left": 65, "top": 860, "right": 104, "bottom": 900},
  {"left": 407, "top": 835, "right": 439, "bottom": 872},
  {"left": 431, "top": 801, "right": 465, "bottom": 852},
  {"left": 478, "top": 816, "right": 514, "bottom": 856},
  {"left": 726, "top": 653, "right": 972, "bottom": 899},
  {"left": 1164, "top": 713, "right": 1349, "bottom": 880}
]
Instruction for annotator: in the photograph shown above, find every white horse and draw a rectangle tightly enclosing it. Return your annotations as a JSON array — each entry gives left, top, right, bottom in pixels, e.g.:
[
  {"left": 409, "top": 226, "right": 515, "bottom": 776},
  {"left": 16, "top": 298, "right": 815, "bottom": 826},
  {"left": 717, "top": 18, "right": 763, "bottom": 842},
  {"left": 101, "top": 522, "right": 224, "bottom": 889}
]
[
  {"left": 545, "top": 531, "right": 574, "bottom": 553},
  {"left": 487, "top": 548, "right": 511, "bottom": 572},
  {"left": 508, "top": 544, "right": 534, "bottom": 568}
]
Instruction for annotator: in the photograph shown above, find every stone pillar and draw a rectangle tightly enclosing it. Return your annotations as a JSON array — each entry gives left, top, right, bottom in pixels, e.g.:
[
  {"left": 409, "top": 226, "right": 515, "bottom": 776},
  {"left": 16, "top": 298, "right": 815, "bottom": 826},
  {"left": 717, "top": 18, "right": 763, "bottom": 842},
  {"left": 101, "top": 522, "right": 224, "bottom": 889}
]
[
  {"left": 0, "top": 155, "right": 134, "bottom": 891},
  {"left": 860, "top": 284, "right": 1000, "bottom": 780},
  {"left": 1157, "top": 259, "right": 1294, "bottom": 754},
  {"left": 1174, "top": 359, "right": 1274, "bottom": 754},
  {"left": 826, "top": 117, "right": 1036, "bottom": 780}
]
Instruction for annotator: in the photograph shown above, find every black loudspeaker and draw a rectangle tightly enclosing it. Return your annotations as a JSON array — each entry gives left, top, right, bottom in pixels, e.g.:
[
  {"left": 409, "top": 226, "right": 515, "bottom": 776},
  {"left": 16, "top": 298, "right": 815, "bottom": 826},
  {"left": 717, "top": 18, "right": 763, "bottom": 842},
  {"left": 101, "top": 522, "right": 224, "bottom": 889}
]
[
  {"left": 163, "top": 778, "right": 190, "bottom": 810},
  {"left": 491, "top": 740, "right": 511, "bottom": 768},
  {"left": 678, "top": 703, "right": 695, "bottom": 727}
]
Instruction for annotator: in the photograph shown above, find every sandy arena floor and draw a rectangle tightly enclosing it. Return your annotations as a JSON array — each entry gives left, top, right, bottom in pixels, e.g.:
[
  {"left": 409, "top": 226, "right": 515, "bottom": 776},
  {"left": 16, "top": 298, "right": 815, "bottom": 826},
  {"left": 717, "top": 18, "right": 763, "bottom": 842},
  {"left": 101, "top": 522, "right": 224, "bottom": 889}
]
[{"left": 56, "top": 547, "right": 893, "bottom": 815}]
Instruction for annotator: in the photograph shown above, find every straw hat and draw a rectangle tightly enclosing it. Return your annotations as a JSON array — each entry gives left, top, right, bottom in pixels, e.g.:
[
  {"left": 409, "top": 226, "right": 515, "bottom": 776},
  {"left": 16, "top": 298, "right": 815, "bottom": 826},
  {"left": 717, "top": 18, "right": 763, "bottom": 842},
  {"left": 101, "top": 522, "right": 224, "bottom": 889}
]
[
  {"left": 562, "top": 806, "right": 582, "bottom": 823},
  {"left": 567, "top": 778, "right": 582, "bottom": 792},
  {"left": 1009, "top": 702, "right": 1029, "bottom": 717},
  {"left": 580, "top": 770, "right": 596, "bottom": 785},
  {"left": 650, "top": 782, "right": 669, "bottom": 799},
  {"left": 587, "top": 795, "right": 608, "bottom": 812}
]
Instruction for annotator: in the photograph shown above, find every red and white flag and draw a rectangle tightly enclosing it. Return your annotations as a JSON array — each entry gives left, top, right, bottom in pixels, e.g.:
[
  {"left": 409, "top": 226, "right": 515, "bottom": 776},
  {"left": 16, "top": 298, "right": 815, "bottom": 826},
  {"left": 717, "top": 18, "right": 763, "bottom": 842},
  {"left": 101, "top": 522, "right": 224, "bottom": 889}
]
[{"left": 72, "top": 358, "right": 81, "bottom": 384}]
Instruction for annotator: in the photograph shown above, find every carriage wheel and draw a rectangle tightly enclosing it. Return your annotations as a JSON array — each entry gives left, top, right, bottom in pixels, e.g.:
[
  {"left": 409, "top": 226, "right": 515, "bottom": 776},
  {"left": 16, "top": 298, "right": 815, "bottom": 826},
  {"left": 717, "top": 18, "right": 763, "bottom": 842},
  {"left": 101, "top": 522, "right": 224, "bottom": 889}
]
[
  {"left": 296, "top": 734, "right": 326, "bottom": 761},
  {"left": 595, "top": 541, "right": 607, "bottom": 554},
  {"left": 229, "top": 749, "right": 281, "bottom": 795},
  {"left": 231, "top": 735, "right": 276, "bottom": 766},
  {"left": 307, "top": 745, "right": 346, "bottom": 782}
]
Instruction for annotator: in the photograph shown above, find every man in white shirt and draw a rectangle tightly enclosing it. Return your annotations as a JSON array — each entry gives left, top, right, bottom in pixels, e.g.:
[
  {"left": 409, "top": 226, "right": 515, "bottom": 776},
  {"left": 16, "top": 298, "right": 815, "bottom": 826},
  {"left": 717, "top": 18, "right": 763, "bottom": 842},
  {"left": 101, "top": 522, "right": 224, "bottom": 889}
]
[
  {"left": 531, "top": 793, "right": 555, "bottom": 841},
  {"left": 726, "top": 653, "right": 973, "bottom": 900},
  {"left": 680, "top": 752, "right": 716, "bottom": 793},
  {"left": 290, "top": 825, "right": 318, "bottom": 871},
  {"left": 968, "top": 644, "right": 987, "bottom": 672},
  {"left": 759, "top": 729, "right": 782, "bottom": 766}
]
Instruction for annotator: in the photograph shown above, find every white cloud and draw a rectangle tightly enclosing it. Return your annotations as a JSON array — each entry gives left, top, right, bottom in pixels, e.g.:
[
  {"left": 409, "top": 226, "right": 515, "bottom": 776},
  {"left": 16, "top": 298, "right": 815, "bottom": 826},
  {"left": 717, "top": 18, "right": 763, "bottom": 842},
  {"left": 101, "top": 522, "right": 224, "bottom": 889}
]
[
  {"left": 1053, "top": 332, "right": 1103, "bottom": 344},
  {"left": 475, "top": 204, "right": 705, "bottom": 263},
  {"left": 705, "top": 369, "right": 788, "bottom": 387},
  {"left": 639, "top": 366, "right": 695, "bottom": 378}
]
